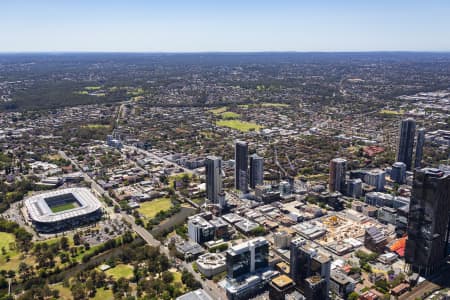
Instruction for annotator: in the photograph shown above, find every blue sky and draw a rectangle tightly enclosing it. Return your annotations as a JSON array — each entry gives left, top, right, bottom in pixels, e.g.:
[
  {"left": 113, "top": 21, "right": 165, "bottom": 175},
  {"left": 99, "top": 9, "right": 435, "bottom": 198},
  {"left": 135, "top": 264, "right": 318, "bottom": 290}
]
[{"left": 1, "top": 0, "right": 449, "bottom": 52}]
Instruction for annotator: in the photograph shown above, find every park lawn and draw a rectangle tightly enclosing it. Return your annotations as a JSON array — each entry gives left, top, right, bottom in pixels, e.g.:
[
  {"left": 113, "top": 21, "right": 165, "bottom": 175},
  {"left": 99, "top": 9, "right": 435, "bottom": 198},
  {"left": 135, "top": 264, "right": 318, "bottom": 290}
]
[
  {"left": 379, "top": 109, "right": 405, "bottom": 115},
  {"left": 45, "top": 153, "right": 62, "bottom": 160},
  {"left": 75, "top": 90, "right": 89, "bottom": 95},
  {"left": 53, "top": 283, "right": 73, "bottom": 300},
  {"left": 127, "top": 87, "right": 145, "bottom": 96},
  {"left": 50, "top": 202, "right": 77, "bottom": 213},
  {"left": 85, "top": 86, "right": 102, "bottom": 91},
  {"left": 220, "top": 111, "right": 240, "bottom": 119},
  {"left": 1, "top": 255, "right": 34, "bottom": 271},
  {"left": 191, "top": 197, "right": 205, "bottom": 206},
  {"left": 0, "top": 232, "right": 17, "bottom": 256},
  {"left": 169, "top": 172, "right": 194, "bottom": 187},
  {"left": 92, "top": 288, "right": 114, "bottom": 300},
  {"left": 261, "top": 102, "right": 289, "bottom": 107},
  {"left": 216, "top": 120, "right": 263, "bottom": 132},
  {"left": 35, "top": 235, "right": 75, "bottom": 248},
  {"left": 209, "top": 107, "right": 228, "bottom": 115},
  {"left": 105, "top": 264, "right": 134, "bottom": 279},
  {"left": 138, "top": 198, "right": 173, "bottom": 219},
  {"left": 83, "top": 124, "right": 110, "bottom": 129},
  {"left": 0, "top": 232, "right": 21, "bottom": 269},
  {"left": 301, "top": 174, "right": 329, "bottom": 181}
]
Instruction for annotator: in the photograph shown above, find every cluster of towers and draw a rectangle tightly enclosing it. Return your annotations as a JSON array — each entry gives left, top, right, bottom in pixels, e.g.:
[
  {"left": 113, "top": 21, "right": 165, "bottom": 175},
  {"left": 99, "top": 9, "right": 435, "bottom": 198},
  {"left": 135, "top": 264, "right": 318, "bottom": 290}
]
[
  {"left": 205, "top": 140, "right": 264, "bottom": 208},
  {"left": 328, "top": 117, "right": 450, "bottom": 277},
  {"left": 397, "top": 118, "right": 425, "bottom": 170}
]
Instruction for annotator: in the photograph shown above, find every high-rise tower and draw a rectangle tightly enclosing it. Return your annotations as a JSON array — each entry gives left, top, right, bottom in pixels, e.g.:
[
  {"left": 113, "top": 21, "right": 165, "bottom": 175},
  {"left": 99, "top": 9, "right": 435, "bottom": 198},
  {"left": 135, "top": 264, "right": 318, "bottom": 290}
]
[
  {"left": 290, "top": 238, "right": 331, "bottom": 299},
  {"left": 397, "top": 118, "right": 416, "bottom": 170},
  {"left": 405, "top": 168, "right": 450, "bottom": 276},
  {"left": 329, "top": 158, "right": 347, "bottom": 193},
  {"left": 414, "top": 128, "right": 425, "bottom": 169},
  {"left": 235, "top": 141, "right": 249, "bottom": 192},
  {"left": 205, "top": 156, "right": 223, "bottom": 206},
  {"left": 249, "top": 154, "right": 264, "bottom": 189}
]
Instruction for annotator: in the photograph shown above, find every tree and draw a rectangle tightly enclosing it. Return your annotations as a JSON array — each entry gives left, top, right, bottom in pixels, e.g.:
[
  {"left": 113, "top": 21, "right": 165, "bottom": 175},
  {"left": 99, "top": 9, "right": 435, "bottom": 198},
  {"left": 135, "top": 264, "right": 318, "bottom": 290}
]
[
  {"left": 348, "top": 292, "right": 359, "bottom": 300},
  {"left": 73, "top": 233, "right": 81, "bottom": 246},
  {"left": 250, "top": 226, "right": 266, "bottom": 236},
  {"left": 71, "top": 282, "right": 86, "bottom": 300},
  {"left": 162, "top": 271, "right": 174, "bottom": 284},
  {"left": 60, "top": 236, "right": 69, "bottom": 250}
]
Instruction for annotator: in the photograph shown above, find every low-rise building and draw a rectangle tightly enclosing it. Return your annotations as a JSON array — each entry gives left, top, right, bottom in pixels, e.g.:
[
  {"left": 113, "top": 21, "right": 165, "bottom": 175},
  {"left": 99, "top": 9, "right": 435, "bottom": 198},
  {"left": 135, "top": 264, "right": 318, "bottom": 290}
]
[{"left": 196, "top": 253, "right": 227, "bottom": 277}]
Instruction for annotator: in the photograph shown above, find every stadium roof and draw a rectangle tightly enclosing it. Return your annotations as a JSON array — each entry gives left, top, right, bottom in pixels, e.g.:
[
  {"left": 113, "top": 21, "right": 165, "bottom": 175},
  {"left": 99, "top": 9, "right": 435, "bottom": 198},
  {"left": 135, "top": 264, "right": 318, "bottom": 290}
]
[{"left": 25, "top": 188, "right": 102, "bottom": 223}]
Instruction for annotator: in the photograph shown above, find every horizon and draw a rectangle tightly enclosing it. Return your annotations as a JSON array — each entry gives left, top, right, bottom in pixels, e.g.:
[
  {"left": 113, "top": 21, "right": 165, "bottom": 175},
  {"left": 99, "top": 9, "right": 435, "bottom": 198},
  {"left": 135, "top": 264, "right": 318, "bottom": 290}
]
[
  {"left": 2, "top": 0, "right": 450, "bottom": 52},
  {"left": 2, "top": 50, "right": 450, "bottom": 54}
]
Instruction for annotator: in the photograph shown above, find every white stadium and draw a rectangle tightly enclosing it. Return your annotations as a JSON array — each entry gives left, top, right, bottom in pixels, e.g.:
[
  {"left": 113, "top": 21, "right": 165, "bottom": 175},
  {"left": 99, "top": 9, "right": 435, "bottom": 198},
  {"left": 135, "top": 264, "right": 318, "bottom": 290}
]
[{"left": 24, "top": 187, "right": 102, "bottom": 233}]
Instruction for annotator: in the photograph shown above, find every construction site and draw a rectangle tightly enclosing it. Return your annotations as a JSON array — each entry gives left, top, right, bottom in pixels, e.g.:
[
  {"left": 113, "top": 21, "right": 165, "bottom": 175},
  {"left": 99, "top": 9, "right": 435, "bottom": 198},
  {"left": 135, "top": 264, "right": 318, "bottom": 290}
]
[{"left": 314, "top": 211, "right": 396, "bottom": 256}]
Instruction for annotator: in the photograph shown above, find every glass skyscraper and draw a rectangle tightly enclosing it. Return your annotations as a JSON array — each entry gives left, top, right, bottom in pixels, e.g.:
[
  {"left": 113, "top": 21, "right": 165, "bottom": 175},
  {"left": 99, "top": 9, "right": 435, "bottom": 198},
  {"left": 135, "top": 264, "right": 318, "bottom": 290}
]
[{"left": 405, "top": 168, "right": 450, "bottom": 276}]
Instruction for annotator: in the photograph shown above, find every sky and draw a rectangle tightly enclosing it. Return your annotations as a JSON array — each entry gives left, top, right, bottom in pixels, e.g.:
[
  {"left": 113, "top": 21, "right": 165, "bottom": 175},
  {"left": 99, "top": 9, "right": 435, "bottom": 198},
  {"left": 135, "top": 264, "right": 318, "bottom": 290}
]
[{"left": 1, "top": 0, "right": 450, "bottom": 52}]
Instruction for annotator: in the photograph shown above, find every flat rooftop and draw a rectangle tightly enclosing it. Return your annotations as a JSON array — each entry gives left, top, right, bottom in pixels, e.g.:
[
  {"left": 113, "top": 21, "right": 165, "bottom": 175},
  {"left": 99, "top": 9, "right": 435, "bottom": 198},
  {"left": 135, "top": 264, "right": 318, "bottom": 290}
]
[{"left": 272, "top": 275, "right": 294, "bottom": 288}]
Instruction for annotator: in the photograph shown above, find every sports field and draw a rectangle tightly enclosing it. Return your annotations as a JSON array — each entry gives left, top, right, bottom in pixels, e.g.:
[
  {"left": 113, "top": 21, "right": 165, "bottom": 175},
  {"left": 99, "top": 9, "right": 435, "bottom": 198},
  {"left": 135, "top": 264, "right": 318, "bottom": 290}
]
[
  {"left": 221, "top": 111, "right": 240, "bottom": 119},
  {"left": 50, "top": 202, "right": 77, "bottom": 213},
  {"left": 137, "top": 198, "right": 173, "bottom": 219},
  {"left": 216, "top": 120, "right": 263, "bottom": 132},
  {"left": 209, "top": 106, "right": 228, "bottom": 115}
]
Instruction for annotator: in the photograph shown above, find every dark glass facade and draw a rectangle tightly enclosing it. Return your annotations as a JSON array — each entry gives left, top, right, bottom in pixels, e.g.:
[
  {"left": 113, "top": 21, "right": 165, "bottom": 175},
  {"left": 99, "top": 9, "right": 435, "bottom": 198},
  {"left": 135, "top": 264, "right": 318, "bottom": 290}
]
[
  {"left": 405, "top": 168, "right": 450, "bottom": 276},
  {"left": 235, "top": 141, "right": 249, "bottom": 192},
  {"left": 397, "top": 118, "right": 416, "bottom": 170}
]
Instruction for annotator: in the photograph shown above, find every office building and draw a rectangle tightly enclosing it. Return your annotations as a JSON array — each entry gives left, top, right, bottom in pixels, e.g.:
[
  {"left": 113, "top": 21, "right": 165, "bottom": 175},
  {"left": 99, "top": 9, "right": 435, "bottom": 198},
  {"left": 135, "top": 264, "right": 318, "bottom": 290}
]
[
  {"left": 391, "top": 162, "right": 407, "bottom": 184},
  {"left": 249, "top": 154, "right": 264, "bottom": 189},
  {"left": 290, "top": 238, "right": 331, "bottom": 299},
  {"left": 330, "top": 270, "right": 355, "bottom": 299},
  {"left": 221, "top": 269, "right": 279, "bottom": 300},
  {"left": 405, "top": 168, "right": 450, "bottom": 276},
  {"left": 346, "top": 178, "right": 362, "bottom": 198},
  {"left": 397, "top": 118, "right": 416, "bottom": 170},
  {"left": 329, "top": 158, "right": 347, "bottom": 193},
  {"left": 205, "top": 156, "right": 223, "bottom": 206},
  {"left": 196, "top": 253, "right": 227, "bottom": 277},
  {"left": 269, "top": 275, "right": 296, "bottom": 300},
  {"left": 226, "top": 237, "right": 269, "bottom": 279},
  {"left": 274, "top": 231, "right": 291, "bottom": 249},
  {"left": 364, "top": 226, "right": 387, "bottom": 253},
  {"left": 235, "top": 141, "right": 249, "bottom": 192},
  {"left": 304, "top": 276, "right": 328, "bottom": 300},
  {"left": 188, "top": 215, "right": 215, "bottom": 244},
  {"left": 414, "top": 128, "right": 425, "bottom": 169},
  {"left": 279, "top": 180, "right": 292, "bottom": 196},
  {"left": 377, "top": 206, "right": 397, "bottom": 225},
  {"left": 365, "top": 192, "right": 409, "bottom": 209},
  {"left": 364, "top": 169, "right": 386, "bottom": 192}
]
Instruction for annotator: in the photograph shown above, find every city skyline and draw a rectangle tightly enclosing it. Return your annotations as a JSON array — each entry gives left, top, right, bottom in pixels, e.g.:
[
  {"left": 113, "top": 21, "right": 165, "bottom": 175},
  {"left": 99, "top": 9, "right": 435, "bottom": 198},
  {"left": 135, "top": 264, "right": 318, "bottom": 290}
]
[{"left": 2, "top": 0, "right": 450, "bottom": 52}]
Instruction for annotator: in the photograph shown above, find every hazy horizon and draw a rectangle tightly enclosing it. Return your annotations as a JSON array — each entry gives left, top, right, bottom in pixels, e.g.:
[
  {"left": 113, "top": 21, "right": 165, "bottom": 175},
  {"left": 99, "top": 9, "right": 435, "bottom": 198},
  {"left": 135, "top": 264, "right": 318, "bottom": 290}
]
[{"left": 2, "top": 0, "right": 450, "bottom": 52}]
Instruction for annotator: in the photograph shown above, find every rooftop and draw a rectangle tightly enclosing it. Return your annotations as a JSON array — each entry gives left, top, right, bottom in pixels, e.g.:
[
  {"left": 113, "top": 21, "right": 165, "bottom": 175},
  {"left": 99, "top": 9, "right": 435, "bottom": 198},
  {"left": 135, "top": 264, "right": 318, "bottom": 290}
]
[
  {"left": 176, "top": 289, "right": 213, "bottom": 300},
  {"left": 271, "top": 275, "right": 294, "bottom": 288}
]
